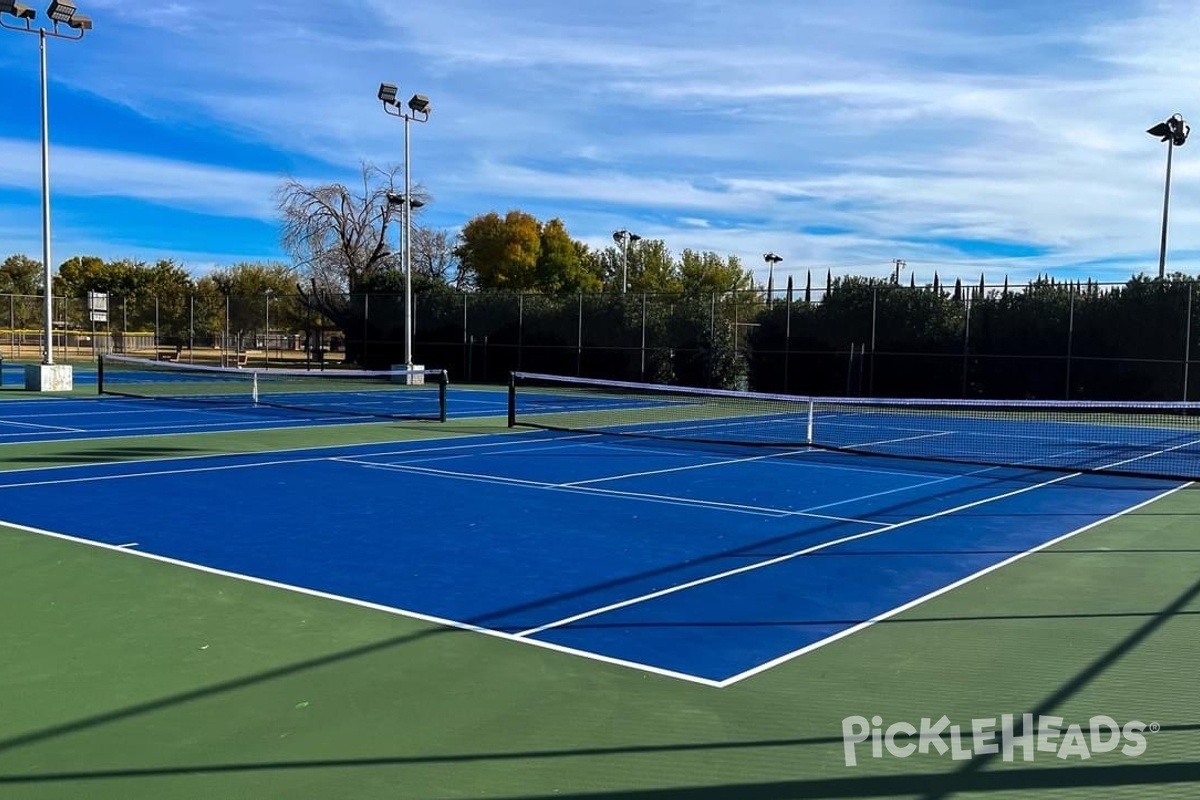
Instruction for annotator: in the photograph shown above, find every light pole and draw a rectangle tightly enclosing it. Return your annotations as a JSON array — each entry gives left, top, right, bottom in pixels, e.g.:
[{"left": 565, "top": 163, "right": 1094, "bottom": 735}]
[
  {"left": 378, "top": 83, "right": 430, "bottom": 370},
  {"left": 1147, "top": 113, "right": 1190, "bottom": 279},
  {"left": 262, "top": 288, "right": 272, "bottom": 368},
  {"left": 1, "top": 0, "right": 92, "bottom": 389},
  {"left": 612, "top": 229, "right": 641, "bottom": 293},
  {"left": 892, "top": 258, "right": 906, "bottom": 283},
  {"left": 763, "top": 253, "right": 782, "bottom": 303}
]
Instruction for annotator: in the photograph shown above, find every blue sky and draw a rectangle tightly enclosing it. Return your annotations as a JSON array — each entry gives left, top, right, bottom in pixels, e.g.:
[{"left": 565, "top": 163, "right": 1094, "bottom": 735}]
[{"left": 1, "top": 0, "right": 1199, "bottom": 287}]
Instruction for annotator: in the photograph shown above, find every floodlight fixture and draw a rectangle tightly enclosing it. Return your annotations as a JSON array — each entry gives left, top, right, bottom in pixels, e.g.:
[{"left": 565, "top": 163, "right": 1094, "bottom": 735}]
[
  {"left": 46, "top": 0, "right": 74, "bottom": 23},
  {"left": 1147, "top": 113, "right": 1191, "bottom": 278},
  {"left": 613, "top": 229, "right": 640, "bottom": 293},
  {"left": 407, "top": 93, "right": 430, "bottom": 114},
  {"left": 386, "top": 192, "right": 424, "bottom": 209},
  {"left": 2, "top": 0, "right": 92, "bottom": 373},
  {"left": 377, "top": 82, "right": 398, "bottom": 105},
  {"left": 377, "top": 81, "right": 433, "bottom": 368},
  {"left": 0, "top": 1, "right": 37, "bottom": 20}
]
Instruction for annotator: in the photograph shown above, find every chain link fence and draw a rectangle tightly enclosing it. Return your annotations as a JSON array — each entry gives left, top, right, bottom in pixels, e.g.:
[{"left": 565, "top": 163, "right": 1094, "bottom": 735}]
[{"left": 5, "top": 279, "right": 1197, "bottom": 401}]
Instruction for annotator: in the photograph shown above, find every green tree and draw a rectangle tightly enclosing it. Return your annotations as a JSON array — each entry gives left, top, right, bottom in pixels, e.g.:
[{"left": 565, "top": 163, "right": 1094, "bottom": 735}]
[
  {"left": 456, "top": 210, "right": 542, "bottom": 291},
  {"left": 536, "top": 218, "right": 600, "bottom": 293},
  {"left": 0, "top": 254, "right": 41, "bottom": 295}
]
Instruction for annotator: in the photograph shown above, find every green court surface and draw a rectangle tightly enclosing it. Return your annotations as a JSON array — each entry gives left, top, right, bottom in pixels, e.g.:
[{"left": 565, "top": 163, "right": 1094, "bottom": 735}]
[{"left": 1, "top": 411, "right": 1199, "bottom": 799}]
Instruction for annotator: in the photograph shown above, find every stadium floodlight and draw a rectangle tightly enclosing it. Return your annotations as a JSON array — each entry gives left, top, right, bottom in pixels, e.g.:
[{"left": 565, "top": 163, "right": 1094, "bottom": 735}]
[
  {"left": 1, "top": 0, "right": 91, "bottom": 382},
  {"left": 1147, "top": 113, "right": 1190, "bottom": 279},
  {"left": 377, "top": 82, "right": 398, "bottom": 105},
  {"left": 0, "top": 1, "right": 37, "bottom": 20},
  {"left": 613, "top": 230, "right": 641, "bottom": 294},
  {"left": 763, "top": 252, "right": 783, "bottom": 303},
  {"left": 386, "top": 192, "right": 425, "bottom": 209},
  {"left": 46, "top": 0, "right": 74, "bottom": 22},
  {"left": 378, "top": 81, "right": 433, "bottom": 369},
  {"left": 407, "top": 94, "right": 430, "bottom": 115}
]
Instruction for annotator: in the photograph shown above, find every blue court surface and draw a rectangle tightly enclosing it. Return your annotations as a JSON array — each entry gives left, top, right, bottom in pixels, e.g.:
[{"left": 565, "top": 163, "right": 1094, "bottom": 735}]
[
  {"left": 0, "top": 388, "right": 514, "bottom": 444},
  {"left": 0, "top": 427, "right": 1183, "bottom": 686}
]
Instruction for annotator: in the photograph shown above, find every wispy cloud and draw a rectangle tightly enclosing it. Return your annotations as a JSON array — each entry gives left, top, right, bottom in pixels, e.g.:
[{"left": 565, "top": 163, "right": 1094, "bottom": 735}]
[{"left": 1, "top": 0, "right": 1199, "bottom": 283}]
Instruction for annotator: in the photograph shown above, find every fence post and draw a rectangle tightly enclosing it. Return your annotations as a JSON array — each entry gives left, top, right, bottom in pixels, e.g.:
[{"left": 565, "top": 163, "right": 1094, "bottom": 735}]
[
  {"left": 784, "top": 288, "right": 792, "bottom": 393},
  {"left": 962, "top": 289, "right": 972, "bottom": 398},
  {"left": 462, "top": 293, "right": 468, "bottom": 382},
  {"left": 640, "top": 292, "right": 647, "bottom": 381},
  {"left": 517, "top": 293, "right": 524, "bottom": 371},
  {"left": 868, "top": 287, "right": 878, "bottom": 396},
  {"left": 576, "top": 293, "right": 583, "bottom": 376},
  {"left": 154, "top": 295, "right": 160, "bottom": 349},
  {"left": 1185, "top": 284, "right": 1194, "bottom": 401},
  {"left": 188, "top": 293, "right": 194, "bottom": 364},
  {"left": 1065, "top": 287, "right": 1076, "bottom": 399}
]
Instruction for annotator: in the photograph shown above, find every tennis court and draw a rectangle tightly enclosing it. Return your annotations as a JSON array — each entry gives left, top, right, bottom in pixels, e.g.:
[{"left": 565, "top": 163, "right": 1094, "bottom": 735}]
[{"left": 2, "top": 358, "right": 1198, "bottom": 798}]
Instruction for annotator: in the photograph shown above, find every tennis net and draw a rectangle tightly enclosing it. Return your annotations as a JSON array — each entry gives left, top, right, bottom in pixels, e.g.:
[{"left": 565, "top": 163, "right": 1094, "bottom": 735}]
[
  {"left": 100, "top": 355, "right": 448, "bottom": 422},
  {"left": 508, "top": 371, "right": 1200, "bottom": 482}
]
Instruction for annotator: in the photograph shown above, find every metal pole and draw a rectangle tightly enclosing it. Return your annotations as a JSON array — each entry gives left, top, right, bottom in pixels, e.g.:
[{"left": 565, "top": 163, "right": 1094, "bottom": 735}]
[
  {"left": 154, "top": 295, "right": 159, "bottom": 348},
  {"left": 640, "top": 292, "right": 647, "bottom": 380},
  {"left": 188, "top": 293, "right": 194, "bottom": 364},
  {"left": 40, "top": 30, "right": 53, "bottom": 365},
  {"left": 517, "top": 293, "right": 524, "bottom": 370},
  {"left": 622, "top": 238, "right": 628, "bottom": 294},
  {"left": 784, "top": 289, "right": 792, "bottom": 392},
  {"left": 264, "top": 293, "right": 270, "bottom": 368},
  {"left": 1065, "top": 288, "right": 1075, "bottom": 399},
  {"left": 962, "top": 290, "right": 972, "bottom": 398},
  {"left": 576, "top": 293, "right": 583, "bottom": 376},
  {"left": 1185, "top": 284, "right": 1193, "bottom": 401},
  {"left": 868, "top": 287, "right": 877, "bottom": 396},
  {"left": 404, "top": 114, "right": 413, "bottom": 368},
  {"left": 1158, "top": 139, "right": 1174, "bottom": 280}
]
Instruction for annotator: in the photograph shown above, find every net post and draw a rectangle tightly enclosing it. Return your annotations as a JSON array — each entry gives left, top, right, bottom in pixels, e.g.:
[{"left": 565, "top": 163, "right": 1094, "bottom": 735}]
[
  {"left": 806, "top": 398, "right": 815, "bottom": 444},
  {"left": 97, "top": 354, "right": 105, "bottom": 395},
  {"left": 507, "top": 373, "right": 517, "bottom": 428},
  {"left": 252, "top": 372, "right": 259, "bottom": 404},
  {"left": 438, "top": 370, "right": 448, "bottom": 423}
]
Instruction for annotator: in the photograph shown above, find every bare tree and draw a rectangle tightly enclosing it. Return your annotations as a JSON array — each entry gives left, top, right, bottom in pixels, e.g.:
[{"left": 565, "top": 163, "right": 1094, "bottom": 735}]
[
  {"left": 410, "top": 226, "right": 465, "bottom": 288},
  {"left": 276, "top": 162, "right": 429, "bottom": 364}
]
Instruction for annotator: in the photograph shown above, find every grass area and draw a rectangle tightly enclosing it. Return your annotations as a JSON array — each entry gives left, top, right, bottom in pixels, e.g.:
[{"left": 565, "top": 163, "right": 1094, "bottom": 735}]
[{"left": 1, "top": 400, "right": 1198, "bottom": 799}]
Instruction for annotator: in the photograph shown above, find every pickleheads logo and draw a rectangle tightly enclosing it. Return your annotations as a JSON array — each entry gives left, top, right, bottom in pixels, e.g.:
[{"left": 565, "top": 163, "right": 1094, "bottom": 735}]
[{"left": 841, "top": 715, "right": 1155, "bottom": 766}]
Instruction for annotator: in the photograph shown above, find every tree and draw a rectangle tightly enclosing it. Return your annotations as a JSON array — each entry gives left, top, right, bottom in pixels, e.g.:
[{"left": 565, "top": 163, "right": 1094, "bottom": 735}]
[
  {"left": 456, "top": 211, "right": 598, "bottom": 294},
  {"left": 456, "top": 210, "right": 542, "bottom": 292},
  {"left": 626, "top": 239, "right": 679, "bottom": 294},
  {"left": 536, "top": 218, "right": 600, "bottom": 293},
  {"left": 0, "top": 254, "right": 41, "bottom": 295},
  {"left": 410, "top": 226, "right": 462, "bottom": 288},
  {"left": 678, "top": 249, "right": 751, "bottom": 295},
  {"left": 277, "top": 162, "right": 423, "bottom": 364}
]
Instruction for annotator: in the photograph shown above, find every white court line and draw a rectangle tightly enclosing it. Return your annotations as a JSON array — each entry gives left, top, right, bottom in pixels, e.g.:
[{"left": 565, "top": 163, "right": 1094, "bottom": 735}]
[
  {"left": 346, "top": 459, "right": 882, "bottom": 524},
  {"left": 0, "top": 427, "right": 579, "bottom": 478},
  {"left": 514, "top": 468, "right": 1095, "bottom": 638},
  {"left": 0, "top": 433, "right": 601, "bottom": 490},
  {"left": 0, "top": 419, "right": 86, "bottom": 433},
  {"left": 558, "top": 448, "right": 814, "bottom": 487},
  {"left": 116, "top": 542, "right": 139, "bottom": 549},
  {"left": 0, "top": 517, "right": 721, "bottom": 688},
  {"left": 717, "top": 480, "right": 1192, "bottom": 687}
]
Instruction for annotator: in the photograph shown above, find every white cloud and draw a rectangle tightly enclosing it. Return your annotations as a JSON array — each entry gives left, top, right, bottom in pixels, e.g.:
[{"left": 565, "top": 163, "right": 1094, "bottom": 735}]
[{"left": 3, "top": 0, "right": 1200, "bottom": 287}]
